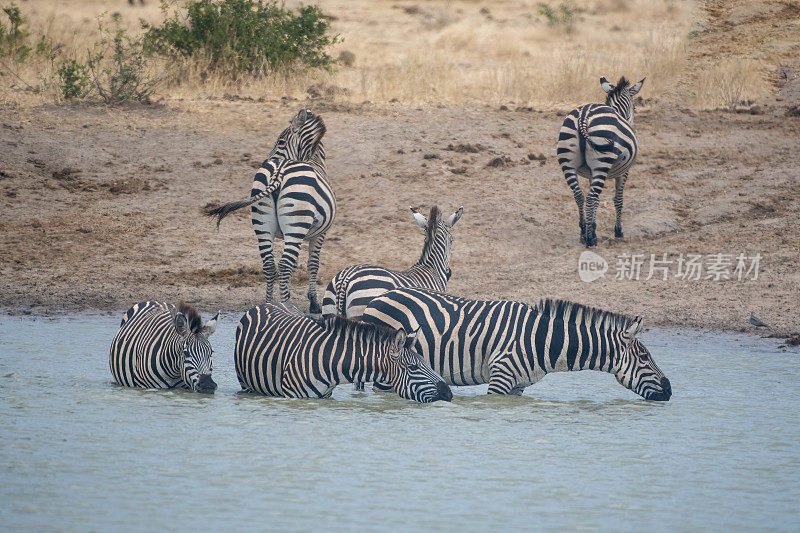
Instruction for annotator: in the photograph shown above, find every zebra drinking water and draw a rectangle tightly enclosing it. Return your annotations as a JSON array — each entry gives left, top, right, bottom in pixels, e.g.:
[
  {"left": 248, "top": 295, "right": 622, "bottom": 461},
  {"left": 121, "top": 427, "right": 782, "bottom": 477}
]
[
  {"left": 109, "top": 301, "right": 219, "bottom": 393},
  {"left": 234, "top": 302, "right": 453, "bottom": 403},
  {"left": 205, "top": 109, "right": 335, "bottom": 313},
  {"left": 360, "top": 288, "right": 671, "bottom": 401},
  {"left": 557, "top": 76, "right": 645, "bottom": 246},
  {"left": 321, "top": 205, "right": 463, "bottom": 319}
]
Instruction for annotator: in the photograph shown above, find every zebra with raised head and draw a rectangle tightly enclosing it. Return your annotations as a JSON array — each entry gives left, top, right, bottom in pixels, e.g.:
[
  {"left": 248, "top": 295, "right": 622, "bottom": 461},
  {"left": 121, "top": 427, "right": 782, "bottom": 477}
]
[
  {"left": 557, "top": 76, "right": 645, "bottom": 246},
  {"left": 321, "top": 205, "right": 463, "bottom": 319},
  {"left": 361, "top": 287, "right": 671, "bottom": 401},
  {"left": 234, "top": 302, "right": 453, "bottom": 403},
  {"left": 110, "top": 301, "right": 219, "bottom": 393},
  {"left": 205, "top": 109, "right": 335, "bottom": 313}
]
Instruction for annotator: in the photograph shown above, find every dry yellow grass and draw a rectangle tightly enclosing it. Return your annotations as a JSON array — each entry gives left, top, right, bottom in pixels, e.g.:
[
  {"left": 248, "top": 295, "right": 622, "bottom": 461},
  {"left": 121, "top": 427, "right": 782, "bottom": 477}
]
[{"left": 0, "top": 0, "right": 780, "bottom": 109}]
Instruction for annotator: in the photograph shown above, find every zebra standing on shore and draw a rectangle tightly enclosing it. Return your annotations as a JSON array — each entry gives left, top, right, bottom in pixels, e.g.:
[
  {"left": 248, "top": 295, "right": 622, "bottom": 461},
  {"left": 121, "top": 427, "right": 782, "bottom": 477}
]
[
  {"left": 361, "top": 288, "right": 671, "bottom": 401},
  {"left": 205, "top": 109, "right": 335, "bottom": 313},
  {"left": 557, "top": 76, "right": 645, "bottom": 246},
  {"left": 321, "top": 205, "right": 463, "bottom": 319},
  {"left": 109, "top": 301, "right": 219, "bottom": 393},
  {"left": 234, "top": 302, "right": 453, "bottom": 402}
]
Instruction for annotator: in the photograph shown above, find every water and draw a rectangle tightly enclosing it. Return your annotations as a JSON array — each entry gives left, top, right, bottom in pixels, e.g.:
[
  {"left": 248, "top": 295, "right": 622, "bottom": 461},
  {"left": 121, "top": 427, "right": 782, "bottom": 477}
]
[{"left": 1, "top": 314, "right": 798, "bottom": 532}]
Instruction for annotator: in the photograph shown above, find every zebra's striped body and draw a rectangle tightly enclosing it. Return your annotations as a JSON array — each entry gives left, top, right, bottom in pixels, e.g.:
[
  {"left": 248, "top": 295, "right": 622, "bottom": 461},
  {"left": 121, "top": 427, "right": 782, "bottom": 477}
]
[
  {"left": 557, "top": 76, "right": 645, "bottom": 246},
  {"left": 361, "top": 288, "right": 671, "bottom": 400},
  {"left": 234, "top": 302, "right": 453, "bottom": 402},
  {"left": 321, "top": 205, "right": 463, "bottom": 319},
  {"left": 109, "top": 301, "right": 218, "bottom": 393},
  {"left": 205, "top": 109, "right": 335, "bottom": 313}
]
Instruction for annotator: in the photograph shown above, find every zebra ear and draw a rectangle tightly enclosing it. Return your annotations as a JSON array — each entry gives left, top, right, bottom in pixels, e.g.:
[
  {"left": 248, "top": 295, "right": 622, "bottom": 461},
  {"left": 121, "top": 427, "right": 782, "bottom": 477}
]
[
  {"left": 410, "top": 206, "right": 428, "bottom": 231},
  {"left": 392, "top": 329, "right": 407, "bottom": 354},
  {"left": 630, "top": 77, "right": 646, "bottom": 95},
  {"left": 291, "top": 109, "right": 309, "bottom": 131},
  {"left": 174, "top": 312, "right": 190, "bottom": 337},
  {"left": 625, "top": 318, "right": 643, "bottom": 339},
  {"left": 404, "top": 327, "right": 420, "bottom": 348},
  {"left": 446, "top": 206, "right": 463, "bottom": 228},
  {"left": 600, "top": 76, "right": 615, "bottom": 93},
  {"left": 200, "top": 312, "right": 219, "bottom": 337}
]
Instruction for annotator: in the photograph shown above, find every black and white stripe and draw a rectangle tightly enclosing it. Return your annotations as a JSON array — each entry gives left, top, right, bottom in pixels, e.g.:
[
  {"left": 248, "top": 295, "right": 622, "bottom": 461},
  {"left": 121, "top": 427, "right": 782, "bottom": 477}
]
[
  {"left": 361, "top": 288, "right": 671, "bottom": 400},
  {"left": 205, "top": 109, "right": 335, "bottom": 313},
  {"left": 234, "top": 302, "right": 453, "bottom": 402},
  {"left": 109, "top": 301, "right": 218, "bottom": 393},
  {"left": 321, "top": 205, "right": 463, "bottom": 319},
  {"left": 557, "top": 76, "right": 645, "bottom": 246}
]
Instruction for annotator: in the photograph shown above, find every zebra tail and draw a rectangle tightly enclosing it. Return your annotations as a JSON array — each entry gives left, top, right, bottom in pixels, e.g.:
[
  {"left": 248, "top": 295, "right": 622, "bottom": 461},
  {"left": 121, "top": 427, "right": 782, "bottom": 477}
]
[
  {"left": 204, "top": 189, "right": 271, "bottom": 228},
  {"left": 578, "top": 114, "right": 615, "bottom": 154}
]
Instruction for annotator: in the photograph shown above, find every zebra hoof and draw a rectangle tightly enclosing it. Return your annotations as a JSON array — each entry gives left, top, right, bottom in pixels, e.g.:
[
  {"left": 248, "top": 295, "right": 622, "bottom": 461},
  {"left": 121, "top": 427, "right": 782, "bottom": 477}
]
[
  {"left": 308, "top": 301, "right": 321, "bottom": 314},
  {"left": 615, "top": 229, "right": 624, "bottom": 239}
]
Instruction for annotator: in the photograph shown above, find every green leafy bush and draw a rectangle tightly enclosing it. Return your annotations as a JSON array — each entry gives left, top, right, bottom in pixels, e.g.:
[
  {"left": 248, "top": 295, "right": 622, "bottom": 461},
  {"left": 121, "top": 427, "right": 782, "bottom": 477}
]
[
  {"left": 538, "top": 1, "right": 584, "bottom": 32},
  {"left": 87, "top": 14, "right": 160, "bottom": 104},
  {"left": 57, "top": 59, "right": 91, "bottom": 98},
  {"left": 1, "top": 4, "right": 32, "bottom": 62},
  {"left": 142, "top": 0, "right": 339, "bottom": 77}
]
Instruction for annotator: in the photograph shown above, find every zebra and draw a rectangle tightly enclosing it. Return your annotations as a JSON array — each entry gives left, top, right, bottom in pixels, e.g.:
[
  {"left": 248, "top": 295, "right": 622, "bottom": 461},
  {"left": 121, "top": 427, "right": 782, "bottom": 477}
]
[
  {"left": 205, "top": 109, "right": 335, "bottom": 313},
  {"left": 234, "top": 302, "right": 453, "bottom": 403},
  {"left": 557, "top": 76, "right": 645, "bottom": 246},
  {"left": 109, "top": 300, "right": 219, "bottom": 393},
  {"left": 360, "top": 287, "right": 671, "bottom": 401},
  {"left": 321, "top": 205, "right": 463, "bottom": 319}
]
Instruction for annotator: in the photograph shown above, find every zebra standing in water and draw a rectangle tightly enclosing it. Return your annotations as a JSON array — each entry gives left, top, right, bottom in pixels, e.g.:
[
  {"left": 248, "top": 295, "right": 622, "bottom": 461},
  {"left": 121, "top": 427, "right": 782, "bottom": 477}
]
[
  {"left": 361, "top": 288, "right": 671, "bottom": 401},
  {"left": 205, "top": 109, "right": 335, "bottom": 313},
  {"left": 321, "top": 205, "right": 463, "bottom": 319},
  {"left": 109, "top": 301, "right": 219, "bottom": 393},
  {"left": 557, "top": 76, "right": 645, "bottom": 246},
  {"left": 234, "top": 302, "right": 452, "bottom": 402}
]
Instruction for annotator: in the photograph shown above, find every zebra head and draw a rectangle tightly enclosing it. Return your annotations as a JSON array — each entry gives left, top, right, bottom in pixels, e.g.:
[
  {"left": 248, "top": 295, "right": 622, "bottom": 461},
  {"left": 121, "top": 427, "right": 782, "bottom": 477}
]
[
  {"left": 383, "top": 329, "right": 453, "bottom": 403},
  {"left": 600, "top": 76, "right": 645, "bottom": 124},
  {"left": 171, "top": 303, "right": 219, "bottom": 394},
  {"left": 268, "top": 108, "right": 326, "bottom": 163},
  {"left": 611, "top": 319, "right": 671, "bottom": 401},
  {"left": 410, "top": 205, "right": 464, "bottom": 289}
]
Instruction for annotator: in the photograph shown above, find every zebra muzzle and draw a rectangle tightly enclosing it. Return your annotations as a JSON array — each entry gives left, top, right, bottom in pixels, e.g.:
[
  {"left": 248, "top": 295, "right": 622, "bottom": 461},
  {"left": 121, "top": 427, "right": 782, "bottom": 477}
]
[
  {"left": 435, "top": 381, "right": 453, "bottom": 402},
  {"left": 196, "top": 373, "right": 217, "bottom": 394}
]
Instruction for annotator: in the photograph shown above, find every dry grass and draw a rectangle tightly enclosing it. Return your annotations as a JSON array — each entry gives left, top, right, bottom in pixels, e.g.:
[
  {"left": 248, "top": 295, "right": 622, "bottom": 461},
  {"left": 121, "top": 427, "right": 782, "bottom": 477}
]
[
  {"left": 0, "top": 0, "right": 776, "bottom": 109},
  {"left": 694, "top": 58, "right": 770, "bottom": 110}
]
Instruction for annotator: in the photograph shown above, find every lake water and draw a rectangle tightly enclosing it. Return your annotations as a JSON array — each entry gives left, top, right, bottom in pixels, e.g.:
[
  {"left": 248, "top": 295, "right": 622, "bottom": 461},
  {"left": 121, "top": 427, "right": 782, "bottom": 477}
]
[{"left": 1, "top": 313, "right": 798, "bottom": 531}]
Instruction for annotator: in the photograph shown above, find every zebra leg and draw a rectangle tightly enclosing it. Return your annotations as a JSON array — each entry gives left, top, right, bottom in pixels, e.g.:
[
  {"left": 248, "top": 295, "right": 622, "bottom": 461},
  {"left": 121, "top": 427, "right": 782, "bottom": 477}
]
[
  {"left": 584, "top": 173, "right": 608, "bottom": 247},
  {"left": 306, "top": 233, "right": 326, "bottom": 314},
  {"left": 487, "top": 361, "right": 517, "bottom": 394},
  {"left": 252, "top": 201, "right": 278, "bottom": 301},
  {"left": 321, "top": 279, "right": 338, "bottom": 318},
  {"left": 562, "top": 169, "right": 586, "bottom": 244},
  {"left": 614, "top": 172, "right": 629, "bottom": 239},
  {"left": 277, "top": 237, "right": 304, "bottom": 303}
]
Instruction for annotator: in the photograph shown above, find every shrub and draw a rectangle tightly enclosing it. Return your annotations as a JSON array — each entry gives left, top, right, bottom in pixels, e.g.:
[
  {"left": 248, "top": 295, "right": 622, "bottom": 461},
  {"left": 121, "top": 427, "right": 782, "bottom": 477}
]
[
  {"left": 142, "top": 0, "right": 339, "bottom": 77},
  {"left": 1, "top": 4, "right": 31, "bottom": 62},
  {"left": 87, "top": 14, "right": 160, "bottom": 104},
  {"left": 538, "top": 1, "right": 584, "bottom": 32},
  {"left": 57, "top": 59, "right": 91, "bottom": 98}
]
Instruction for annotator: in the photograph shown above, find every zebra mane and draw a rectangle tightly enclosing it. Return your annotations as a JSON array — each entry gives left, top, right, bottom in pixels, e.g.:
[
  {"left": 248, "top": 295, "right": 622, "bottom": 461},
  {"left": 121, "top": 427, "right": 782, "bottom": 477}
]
[
  {"left": 605, "top": 76, "right": 631, "bottom": 104},
  {"left": 300, "top": 114, "right": 326, "bottom": 162},
  {"left": 177, "top": 300, "right": 203, "bottom": 334},
  {"left": 320, "top": 315, "right": 400, "bottom": 346},
  {"left": 537, "top": 298, "right": 639, "bottom": 333},
  {"left": 419, "top": 205, "right": 442, "bottom": 262}
]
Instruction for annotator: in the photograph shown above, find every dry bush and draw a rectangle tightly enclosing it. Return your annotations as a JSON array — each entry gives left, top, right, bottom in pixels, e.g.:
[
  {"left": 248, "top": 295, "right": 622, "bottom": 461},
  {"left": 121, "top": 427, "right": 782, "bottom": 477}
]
[{"left": 694, "top": 59, "right": 769, "bottom": 110}]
